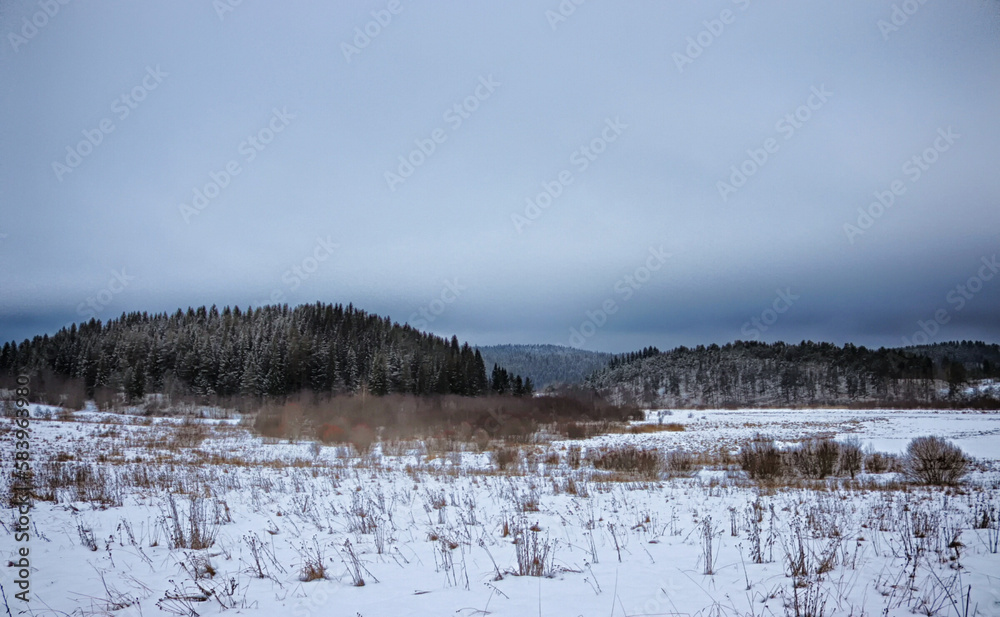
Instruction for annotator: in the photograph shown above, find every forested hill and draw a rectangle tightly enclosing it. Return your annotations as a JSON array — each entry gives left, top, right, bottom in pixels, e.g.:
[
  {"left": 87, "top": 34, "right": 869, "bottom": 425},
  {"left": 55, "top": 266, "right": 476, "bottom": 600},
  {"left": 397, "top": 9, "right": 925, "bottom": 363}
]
[
  {"left": 0, "top": 303, "right": 532, "bottom": 401},
  {"left": 477, "top": 344, "right": 612, "bottom": 388},
  {"left": 586, "top": 341, "right": 1000, "bottom": 408}
]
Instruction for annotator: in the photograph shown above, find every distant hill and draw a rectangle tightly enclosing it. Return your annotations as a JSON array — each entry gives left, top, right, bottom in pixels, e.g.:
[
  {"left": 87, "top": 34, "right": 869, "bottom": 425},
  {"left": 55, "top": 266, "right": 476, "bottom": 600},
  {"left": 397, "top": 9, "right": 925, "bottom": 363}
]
[
  {"left": 585, "top": 340, "right": 1000, "bottom": 408},
  {"left": 477, "top": 344, "right": 612, "bottom": 388},
  {"left": 1, "top": 303, "right": 532, "bottom": 401}
]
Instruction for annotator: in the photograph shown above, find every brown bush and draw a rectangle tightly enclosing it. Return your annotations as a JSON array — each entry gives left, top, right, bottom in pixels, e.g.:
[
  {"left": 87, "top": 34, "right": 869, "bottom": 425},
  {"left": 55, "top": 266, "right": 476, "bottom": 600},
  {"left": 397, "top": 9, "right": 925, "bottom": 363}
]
[
  {"left": 739, "top": 437, "right": 783, "bottom": 480},
  {"left": 789, "top": 439, "right": 840, "bottom": 479},
  {"left": 863, "top": 447, "right": 895, "bottom": 474},
  {"left": 592, "top": 446, "right": 662, "bottom": 479},
  {"left": 564, "top": 422, "right": 588, "bottom": 439},
  {"left": 247, "top": 391, "right": 639, "bottom": 447},
  {"left": 492, "top": 446, "right": 520, "bottom": 471},
  {"left": 838, "top": 436, "right": 863, "bottom": 478},
  {"left": 904, "top": 436, "right": 968, "bottom": 485},
  {"left": 348, "top": 423, "right": 376, "bottom": 454},
  {"left": 317, "top": 422, "right": 346, "bottom": 443},
  {"left": 473, "top": 428, "right": 490, "bottom": 451},
  {"left": 665, "top": 449, "right": 693, "bottom": 473}
]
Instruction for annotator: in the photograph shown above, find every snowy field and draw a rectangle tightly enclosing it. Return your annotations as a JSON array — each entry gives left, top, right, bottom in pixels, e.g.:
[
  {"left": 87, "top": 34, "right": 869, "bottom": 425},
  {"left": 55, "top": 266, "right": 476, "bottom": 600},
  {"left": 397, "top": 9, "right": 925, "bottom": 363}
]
[
  {"left": 595, "top": 407, "right": 1000, "bottom": 461},
  {"left": 4, "top": 405, "right": 1000, "bottom": 617}
]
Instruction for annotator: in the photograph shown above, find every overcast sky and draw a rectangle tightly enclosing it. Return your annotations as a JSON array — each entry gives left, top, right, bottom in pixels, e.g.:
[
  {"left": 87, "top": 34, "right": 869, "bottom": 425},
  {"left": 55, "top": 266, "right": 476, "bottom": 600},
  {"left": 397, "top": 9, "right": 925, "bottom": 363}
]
[{"left": 1, "top": 1, "right": 999, "bottom": 352}]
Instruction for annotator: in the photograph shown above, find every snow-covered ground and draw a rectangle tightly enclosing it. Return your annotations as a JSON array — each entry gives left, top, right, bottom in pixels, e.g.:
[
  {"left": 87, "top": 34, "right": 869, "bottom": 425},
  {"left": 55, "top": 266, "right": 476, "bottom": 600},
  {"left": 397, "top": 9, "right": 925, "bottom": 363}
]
[
  {"left": 3, "top": 406, "right": 1000, "bottom": 616},
  {"left": 602, "top": 407, "right": 1000, "bottom": 461}
]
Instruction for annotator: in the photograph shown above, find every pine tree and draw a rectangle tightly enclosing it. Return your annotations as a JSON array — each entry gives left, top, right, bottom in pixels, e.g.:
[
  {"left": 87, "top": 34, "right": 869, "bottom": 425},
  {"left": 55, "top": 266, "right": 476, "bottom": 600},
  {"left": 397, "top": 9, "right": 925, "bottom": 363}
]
[
  {"left": 472, "top": 349, "right": 488, "bottom": 395},
  {"left": 370, "top": 353, "right": 389, "bottom": 396}
]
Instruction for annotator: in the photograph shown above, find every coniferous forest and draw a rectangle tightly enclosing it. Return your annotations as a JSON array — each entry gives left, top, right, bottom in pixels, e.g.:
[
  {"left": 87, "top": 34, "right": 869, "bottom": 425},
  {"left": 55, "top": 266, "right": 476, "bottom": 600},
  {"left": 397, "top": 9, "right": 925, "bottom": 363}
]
[
  {"left": 0, "top": 303, "right": 533, "bottom": 403},
  {"left": 586, "top": 340, "right": 1000, "bottom": 409}
]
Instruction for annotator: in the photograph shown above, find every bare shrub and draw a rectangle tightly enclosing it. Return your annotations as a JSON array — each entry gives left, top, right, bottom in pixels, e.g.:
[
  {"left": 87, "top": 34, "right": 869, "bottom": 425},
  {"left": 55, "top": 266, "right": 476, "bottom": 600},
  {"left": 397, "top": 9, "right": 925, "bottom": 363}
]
[
  {"left": 701, "top": 516, "right": 718, "bottom": 575},
  {"left": 348, "top": 423, "right": 376, "bottom": 454},
  {"left": 813, "top": 439, "right": 840, "bottom": 478},
  {"left": 249, "top": 391, "right": 638, "bottom": 446},
  {"left": 863, "top": 446, "right": 894, "bottom": 474},
  {"left": 564, "top": 421, "right": 588, "bottom": 439},
  {"left": 94, "top": 386, "right": 118, "bottom": 411},
  {"left": 492, "top": 446, "right": 520, "bottom": 471},
  {"left": 60, "top": 378, "right": 87, "bottom": 411},
  {"left": 739, "top": 436, "right": 783, "bottom": 481},
  {"left": 513, "top": 520, "right": 554, "bottom": 577},
  {"left": 297, "top": 536, "right": 327, "bottom": 582},
  {"left": 903, "top": 436, "right": 968, "bottom": 485},
  {"left": 169, "top": 416, "right": 209, "bottom": 449},
  {"left": 788, "top": 580, "right": 828, "bottom": 617},
  {"left": 630, "top": 422, "right": 685, "bottom": 433},
  {"left": 591, "top": 446, "right": 662, "bottom": 479},
  {"left": 242, "top": 532, "right": 284, "bottom": 579},
  {"left": 838, "top": 437, "right": 863, "bottom": 479},
  {"left": 309, "top": 440, "right": 323, "bottom": 459},
  {"left": 665, "top": 449, "right": 693, "bottom": 474},
  {"left": 77, "top": 521, "right": 98, "bottom": 551},
  {"left": 473, "top": 428, "right": 490, "bottom": 451},
  {"left": 33, "top": 460, "right": 123, "bottom": 506},
  {"left": 788, "top": 439, "right": 840, "bottom": 479},
  {"left": 162, "top": 494, "right": 219, "bottom": 550},
  {"left": 566, "top": 444, "right": 582, "bottom": 469},
  {"left": 340, "top": 539, "right": 375, "bottom": 586}
]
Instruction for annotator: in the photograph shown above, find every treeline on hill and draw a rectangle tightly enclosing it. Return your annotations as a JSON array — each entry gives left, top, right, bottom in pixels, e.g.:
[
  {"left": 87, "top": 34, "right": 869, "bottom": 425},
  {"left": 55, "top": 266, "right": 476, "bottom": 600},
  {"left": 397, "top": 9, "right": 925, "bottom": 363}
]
[
  {"left": 587, "top": 340, "right": 1000, "bottom": 409},
  {"left": 0, "top": 303, "right": 534, "bottom": 404},
  {"left": 605, "top": 346, "right": 660, "bottom": 371},
  {"left": 902, "top": 341, "right": 1000, "bottom": 375}
]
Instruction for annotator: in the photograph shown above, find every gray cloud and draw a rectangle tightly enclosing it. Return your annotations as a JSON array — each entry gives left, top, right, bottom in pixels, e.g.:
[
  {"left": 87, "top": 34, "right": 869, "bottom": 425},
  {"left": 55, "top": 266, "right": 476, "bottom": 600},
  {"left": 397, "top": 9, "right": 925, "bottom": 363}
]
[{"left": 2, "top": 0, "right": 999, "bottom": 352}]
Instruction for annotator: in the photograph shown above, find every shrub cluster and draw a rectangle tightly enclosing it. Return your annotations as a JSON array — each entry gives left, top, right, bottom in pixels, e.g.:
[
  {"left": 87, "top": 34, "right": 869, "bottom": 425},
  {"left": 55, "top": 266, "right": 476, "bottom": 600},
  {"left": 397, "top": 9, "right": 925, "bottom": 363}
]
[
  {"left": 738, "top": 437, "right": 784, "bottom": 480},
  {"left": 738, "top": 434, "right": 967, "bottom": 485},
  {"left": 253, "top": 391, "right": 639, "bottom": 446},
  {"left": 492, "top": 446, "right": 520, "bottom": 471},
  {"left": 591, "top": 446, "right": 662, "bottom": 479}
]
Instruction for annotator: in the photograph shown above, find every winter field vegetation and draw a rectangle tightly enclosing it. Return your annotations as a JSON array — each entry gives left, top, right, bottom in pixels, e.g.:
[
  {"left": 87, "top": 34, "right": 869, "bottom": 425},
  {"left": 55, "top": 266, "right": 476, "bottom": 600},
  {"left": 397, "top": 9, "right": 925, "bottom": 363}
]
[{"left": 3, "top": 394, "right": 1000, "bottom": 617}]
